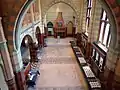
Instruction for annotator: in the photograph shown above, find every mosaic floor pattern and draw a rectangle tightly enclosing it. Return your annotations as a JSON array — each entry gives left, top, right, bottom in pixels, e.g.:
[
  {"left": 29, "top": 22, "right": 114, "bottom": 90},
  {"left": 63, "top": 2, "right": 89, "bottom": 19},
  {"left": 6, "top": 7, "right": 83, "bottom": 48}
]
[{"left": 28, "top": 37, "right": 87, "bottom": 90}]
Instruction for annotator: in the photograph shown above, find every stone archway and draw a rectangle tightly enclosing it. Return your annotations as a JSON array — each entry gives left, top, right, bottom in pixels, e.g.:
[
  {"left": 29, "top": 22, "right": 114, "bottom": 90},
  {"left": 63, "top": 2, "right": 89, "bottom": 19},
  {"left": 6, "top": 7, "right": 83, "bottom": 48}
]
[
  {"left": 1, "top": 0, "right": 118, "bottom": 54},
  {"left": 0, "top": 0, "right": 119, "bottom": 90},
  {"left": 100, "top": 1, "right": 120, "bottom": 89},
  {"left": 47, "top": 22, "right": 54, "bottom": 36},
  {"left": 88, "top": 0, "right": 120, "bottom": 89},
  {"left": 42, "top": 0, "right": 79, "bottom": 29},
  {"left": 19, "top": 34, "right": 34, "bottom": 90},
  {"left": 13, "top": 0, "right": 36, "bottom": 51},
  {"left": 20, "top": 35, "right": 33, "bottom": 64},
  {"left": 105, "top": 0, "right": 120, "bottom": 48},
  {"left": 47, "top": 21, "right": 53, "bottom": 28}
]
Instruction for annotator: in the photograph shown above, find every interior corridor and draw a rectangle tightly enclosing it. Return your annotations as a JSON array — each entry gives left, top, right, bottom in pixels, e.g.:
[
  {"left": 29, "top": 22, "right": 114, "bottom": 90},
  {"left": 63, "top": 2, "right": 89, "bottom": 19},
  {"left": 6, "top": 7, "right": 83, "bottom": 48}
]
[
  {"left": 0, "top": 0, "right": 120, "bottom": 90},
  {"left": 31, "top": 37, "right": 87, "bottom": 90}
]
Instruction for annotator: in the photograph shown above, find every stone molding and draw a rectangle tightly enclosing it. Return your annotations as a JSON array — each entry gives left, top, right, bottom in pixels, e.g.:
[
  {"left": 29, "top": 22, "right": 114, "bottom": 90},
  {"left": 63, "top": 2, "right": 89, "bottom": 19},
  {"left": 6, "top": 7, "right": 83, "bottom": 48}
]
[
  {"left": 42, "top": 0, "right": 80, "bottom": 27},
  {"left": 0, "top": 17, "right": 6, "bottom": 43},
  {"left": 106, "top": 47, "right": 120, "bottom": 71}
]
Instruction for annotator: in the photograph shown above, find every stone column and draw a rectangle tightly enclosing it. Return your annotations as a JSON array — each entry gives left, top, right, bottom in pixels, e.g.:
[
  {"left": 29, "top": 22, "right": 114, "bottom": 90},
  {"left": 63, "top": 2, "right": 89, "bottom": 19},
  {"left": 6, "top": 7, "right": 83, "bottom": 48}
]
[
  {"left": 12, "top": 50, "right": 27, "bottom": 90},
  {"left": 30, "top": 4, "right": 36, "bottom": 42},
  {"left": 30, "top": 4, "right": 34, "bottom": 23},
  {"left": 86, "top": 0, "right": 102, "bottom": 60},
  {"left": 38, "top": 0, "right": 42, "bottom": 21},
  {"left": 88, "top": 0, "right": 102, "bottom": 42},
  {"left": 81, "top": 1, "right": 87, "bottom": 33},
  {"left": 0, "top": 17, "right": 17, "bottom": 90},
  {"left": 78, "top": 0, "right": 84, "bottom": 33}
]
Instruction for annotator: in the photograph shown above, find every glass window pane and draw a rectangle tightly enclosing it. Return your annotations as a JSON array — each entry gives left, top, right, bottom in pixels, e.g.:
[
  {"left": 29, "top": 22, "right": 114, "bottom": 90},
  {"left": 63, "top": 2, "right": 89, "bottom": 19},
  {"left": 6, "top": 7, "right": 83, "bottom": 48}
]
[
  {"left": 107, "top": 34, "right": 111, "bottom": 47},
  {"left": 99, "top": 22, "right": 105, "bottom": 42},
  {"left": 89, "top": 9, "right": 90, "bottom": 16},
  {"left": 88, "top": 0, "right": 92, "bottom": 7},
  {"left": 95, "top": 52, "right": 99, "bottom": 61},
  {"left": 92, "top": 49, "right": 95, "bottom": 56},
  {"left": 86, "top": 18, "right": 89, "bottom": 26},
  {"left": 99, "top": 57, "right": 104, "bottom": 70},
  {"left": 90, "top": 10, "right": 91, "bottom": 17},
  {"left": 103, "top": 24, "right": 110, "bottom": 45},
  {"left": 102, "top": 11, "right": 106, "bottom": 20},
  {"left": 107, "top": 18, "right": 109, "bottom": 21},
  {"left": 87, "top": 9, "right": 89, "bottom": 17}
]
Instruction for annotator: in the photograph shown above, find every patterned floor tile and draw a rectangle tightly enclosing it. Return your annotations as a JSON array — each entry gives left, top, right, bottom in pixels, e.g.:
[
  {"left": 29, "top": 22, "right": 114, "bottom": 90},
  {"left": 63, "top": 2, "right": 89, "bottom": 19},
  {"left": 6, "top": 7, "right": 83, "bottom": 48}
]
[{"left": 28, "top": 37, "right": 87, "bottom": 90}]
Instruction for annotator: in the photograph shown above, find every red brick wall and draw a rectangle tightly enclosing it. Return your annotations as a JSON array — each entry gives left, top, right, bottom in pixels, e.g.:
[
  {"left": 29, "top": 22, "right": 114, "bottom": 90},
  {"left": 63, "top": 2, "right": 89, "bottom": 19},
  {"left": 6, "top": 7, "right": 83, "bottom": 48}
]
[{"left": 0, "top": 0, "right": 26, "bottom": 52}]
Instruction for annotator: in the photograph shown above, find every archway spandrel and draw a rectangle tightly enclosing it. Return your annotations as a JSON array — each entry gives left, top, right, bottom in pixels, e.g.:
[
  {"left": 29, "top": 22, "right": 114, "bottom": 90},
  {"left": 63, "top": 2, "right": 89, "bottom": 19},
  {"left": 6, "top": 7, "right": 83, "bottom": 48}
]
[
  {"left": 8, "top": 25, "right": 14, "bottom": 31},
  {"left": 9, "top": 16, "right": 16, "bottom": 23},
  {"left": 1, "top": 0, "right": 28, "bottom": 52}
]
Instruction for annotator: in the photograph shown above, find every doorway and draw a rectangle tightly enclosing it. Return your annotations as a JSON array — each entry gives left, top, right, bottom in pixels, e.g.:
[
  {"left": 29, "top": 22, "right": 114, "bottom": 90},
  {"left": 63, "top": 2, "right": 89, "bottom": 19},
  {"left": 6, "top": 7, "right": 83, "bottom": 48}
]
[{"left": 47, "top": 22, "right": 54, "bottom": 36}]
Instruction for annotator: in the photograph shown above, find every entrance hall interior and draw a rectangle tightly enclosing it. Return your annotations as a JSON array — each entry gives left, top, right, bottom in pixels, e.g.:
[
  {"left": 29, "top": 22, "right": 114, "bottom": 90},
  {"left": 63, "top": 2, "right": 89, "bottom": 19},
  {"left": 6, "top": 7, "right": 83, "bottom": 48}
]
[{"left": 0, "top": 0, "right": 120, "bottom": 90}]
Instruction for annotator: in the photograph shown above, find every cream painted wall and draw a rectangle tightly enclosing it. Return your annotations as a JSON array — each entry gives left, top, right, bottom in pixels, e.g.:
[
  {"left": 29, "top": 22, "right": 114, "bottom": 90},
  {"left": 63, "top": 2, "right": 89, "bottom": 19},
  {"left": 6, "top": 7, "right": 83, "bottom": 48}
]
[
  {"left": 46, "top": 3, "right": 76, "bottom": 26},
  {"left": 41, "top": 0, "right": 83, "bottom": 32}
]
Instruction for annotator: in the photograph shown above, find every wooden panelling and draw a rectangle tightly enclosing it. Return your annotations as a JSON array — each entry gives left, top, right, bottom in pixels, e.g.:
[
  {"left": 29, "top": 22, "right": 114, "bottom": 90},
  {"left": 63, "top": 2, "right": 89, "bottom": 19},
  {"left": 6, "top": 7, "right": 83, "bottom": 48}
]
[
  {"left": 76, "top": 32, "right": 88, "bottom": 58},
  {"left": 90, "top": 42, "right": 107, "bottom": 79},
  {"left": 70, "top": 41, "right": 101, "bottom": 90}
]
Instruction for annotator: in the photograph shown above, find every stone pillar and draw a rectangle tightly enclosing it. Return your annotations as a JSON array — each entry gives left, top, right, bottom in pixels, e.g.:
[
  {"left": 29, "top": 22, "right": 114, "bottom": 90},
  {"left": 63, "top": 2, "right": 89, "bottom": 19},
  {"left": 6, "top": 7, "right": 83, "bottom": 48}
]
[
  {"left": 86, "top": 0, "right": 102, "bottom": 60},
  {"left": 38, "top": 0, "right": 42, "bottom": 21},
  {"left": 30, "top": 4, "right": 34, "bottom": 23},
  {"left": 88, "top": 0, "right": 102, "bottom": 42},
  {"left": 0, "top": 17, "right": 17, "bottom": 90},
  {"left": 12, "top": 50, "right": 27, "bottom": 90},
  {"left": 30, "top": 4, "right": 36, "bottom": 42},
  {"left": 81, "top": 1, "right": 87, "bottom": 33},
  {"left": 79, "top": 0, "right": 84, "bottom": 33}
]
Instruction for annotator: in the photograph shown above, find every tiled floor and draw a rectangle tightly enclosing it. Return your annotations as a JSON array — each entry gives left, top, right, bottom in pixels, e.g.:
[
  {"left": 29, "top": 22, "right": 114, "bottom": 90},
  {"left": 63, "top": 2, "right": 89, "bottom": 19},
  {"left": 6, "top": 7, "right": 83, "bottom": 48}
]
[{"left": 28, "top": 37, "right": 87, "bottom": 90}]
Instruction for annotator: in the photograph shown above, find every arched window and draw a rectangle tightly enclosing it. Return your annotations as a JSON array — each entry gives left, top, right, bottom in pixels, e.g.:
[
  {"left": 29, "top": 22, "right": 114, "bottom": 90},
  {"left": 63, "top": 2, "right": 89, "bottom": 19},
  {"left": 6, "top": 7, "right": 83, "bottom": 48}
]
[
  {"left": 86, "top": 0, "right": 92, "bottom": 33},
  {"left": 98, "top": 9, "right": 111, "bottom": 48}
]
